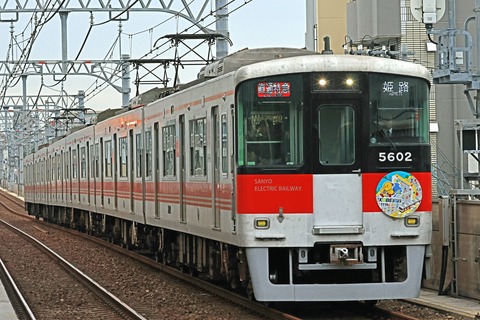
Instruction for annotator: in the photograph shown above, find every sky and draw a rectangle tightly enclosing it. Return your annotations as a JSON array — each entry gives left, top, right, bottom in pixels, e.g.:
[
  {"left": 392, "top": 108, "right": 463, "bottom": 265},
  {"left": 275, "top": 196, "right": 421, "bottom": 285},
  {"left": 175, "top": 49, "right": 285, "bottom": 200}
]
[{"left": 0, "top": 0, "right": 307, "bottom": 111}]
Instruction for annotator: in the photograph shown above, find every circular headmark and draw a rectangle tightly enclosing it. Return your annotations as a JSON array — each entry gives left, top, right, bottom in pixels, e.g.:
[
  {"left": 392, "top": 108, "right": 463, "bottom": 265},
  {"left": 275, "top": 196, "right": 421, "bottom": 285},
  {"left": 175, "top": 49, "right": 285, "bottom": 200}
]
[{"left": 375, "top": 171, "right": 422, "bottom": 218}]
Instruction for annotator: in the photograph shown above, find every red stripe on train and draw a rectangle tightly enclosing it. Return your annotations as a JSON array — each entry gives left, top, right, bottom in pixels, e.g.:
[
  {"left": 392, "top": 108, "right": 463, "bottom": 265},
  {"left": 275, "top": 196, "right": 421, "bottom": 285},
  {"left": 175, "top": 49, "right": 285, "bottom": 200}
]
[
  {"left": 236, "top": 174, "right": 313, "bottom": 214},
  {"left": 237, "top": 172, "right": 432, "bottom": 214}
]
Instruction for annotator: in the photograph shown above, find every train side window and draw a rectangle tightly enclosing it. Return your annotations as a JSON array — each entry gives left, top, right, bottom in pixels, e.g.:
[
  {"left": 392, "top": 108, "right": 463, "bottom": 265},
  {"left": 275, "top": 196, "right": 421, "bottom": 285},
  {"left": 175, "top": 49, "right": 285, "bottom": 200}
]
[
  {"left": 46, "top": 157, "right": 50, "bottom": 183},
  {"left": 119, "top": 137, "right": 128, "bottom": 178},
  {"left": 50, "top": 155, "right": 55, "bottom": 182},
  {"left": 105, "top": 140, "right": 112, "bottom": 178},
  {"left": 57, "top": 154, "right": 61, "bottom": 181},
  {"left": 94, "top": 143, "right": 99, "bottom": 178},
  {"left": 54, "top": 156, "right": 57, "bottom": 181},
  {"left": 136, "top": 133, "right": 143, "bottom": 178},
  {"left": 221, "top": 114, "right": 228, "bottom": 174},
  {"left": 65, "top": 151, "right": 69, "bottom": 181},
  {"left": 80, "top": 146, "right": 86, "bottom": 179},
  {"left": 60, "top": 153, "right": 63, "bottom": 181},
  {"left": 162, "top": 124, "right": 176, "bottom": 177},
  {"left": 72, "top": 149, "right": 78, "bottom": 179},
  {"left": 190, "top": 118, "right": 207, "bottom": 176},
  {"left": 145, "top": 129, "right": 152, "bottom": 178},
  {"left": 318, "top": 105, "right": 355, "bottom": 165},
  {"left": 90, "top": 145, "right": 95, "bottom": 178}
]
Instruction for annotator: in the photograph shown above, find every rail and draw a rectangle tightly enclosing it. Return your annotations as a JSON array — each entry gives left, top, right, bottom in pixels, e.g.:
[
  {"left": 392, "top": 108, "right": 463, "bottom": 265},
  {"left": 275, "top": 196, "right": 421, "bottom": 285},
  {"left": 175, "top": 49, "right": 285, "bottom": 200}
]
[
  {"left": 0, "top": 258, "right": 36, "bottom": 320},
  {"left": 0, "top": 218, "right": 147, "bottom": 320}
]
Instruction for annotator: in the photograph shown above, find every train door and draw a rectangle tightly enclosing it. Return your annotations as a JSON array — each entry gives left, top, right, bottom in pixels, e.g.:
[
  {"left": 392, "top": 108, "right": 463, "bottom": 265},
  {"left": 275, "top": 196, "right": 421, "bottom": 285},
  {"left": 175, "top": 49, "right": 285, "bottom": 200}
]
[
  {"left": 61, "top": 151, "right": 64, "bottom": 201},
  {"left": 87, "top": 142, "right": 90, "bottom": 205},
  {"left": 129, "top": 129, "right": 134, "bottom": 213},
  {"left": 212, "top": 106, "right": 220, "bottom": 229},
  {"left": 51, "top": 155, "right": 55, "bottom": 202},
  {"left": 154, "top": 123, "right": 160, "bottom": 218},
  {"left": 179, "top": 115, "right": 186, "bottom": 222},
  {"left": 230, "top": 107, "right": 236, "bottom": 233},
  {"left": 68, "top": 148, "right": 72, "bottom": 202},
  {"left": 76, "top": 145, "right": 80, "bottom": 204},
  {"left": 92, "top": 143, "right": 97, "bottom": 207},
  {"left": 311, "top": 101, "right": 363, "bottom": 230},
  {"left": 113, "top": 133, "right": 118, "bottom": 209},
  {"left": 100, "top": 138, "right": 104, "bottom": 207}
]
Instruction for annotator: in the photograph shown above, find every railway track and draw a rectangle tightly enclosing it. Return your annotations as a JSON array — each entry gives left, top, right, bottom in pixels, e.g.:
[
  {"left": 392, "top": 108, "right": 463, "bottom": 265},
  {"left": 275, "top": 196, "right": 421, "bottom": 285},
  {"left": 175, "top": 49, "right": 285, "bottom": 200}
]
[
  {"left": 0, "top": 258, "right": 35, "bottom": 320},
  {"left": 0, "top": 190, "right": 443, "bottom": 320},
  {"left": 0, "top": 217, "right": 146, "bottom": 319}
]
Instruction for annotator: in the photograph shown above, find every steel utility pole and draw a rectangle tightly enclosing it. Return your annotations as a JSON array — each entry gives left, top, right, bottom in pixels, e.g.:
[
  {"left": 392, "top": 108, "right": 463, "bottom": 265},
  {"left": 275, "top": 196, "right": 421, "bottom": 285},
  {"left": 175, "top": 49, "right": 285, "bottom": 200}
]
[{"left": 412, "top": 0, "right": 480, "bottom": 296}]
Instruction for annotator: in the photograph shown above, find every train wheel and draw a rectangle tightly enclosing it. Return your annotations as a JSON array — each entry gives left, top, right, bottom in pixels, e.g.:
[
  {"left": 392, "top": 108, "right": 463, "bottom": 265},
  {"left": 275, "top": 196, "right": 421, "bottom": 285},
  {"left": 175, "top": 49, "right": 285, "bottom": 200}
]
[
  {"left": 161, "top": 252, "right": 168, "bottom": 265},
  {"left": 227, "top": 269, "right": 239, "bottom": 290},
  {"left": 245, "top": 281, "right": 255, "bottom": 301},
  {"left": 229, "top": 277, "right": 238, "bottom": 290},
  {"left": 178, "top": 264, "right": 187, "bottom": 273},
  {"left": 189, "top": 265, "right": 198, "bottom": 277}
]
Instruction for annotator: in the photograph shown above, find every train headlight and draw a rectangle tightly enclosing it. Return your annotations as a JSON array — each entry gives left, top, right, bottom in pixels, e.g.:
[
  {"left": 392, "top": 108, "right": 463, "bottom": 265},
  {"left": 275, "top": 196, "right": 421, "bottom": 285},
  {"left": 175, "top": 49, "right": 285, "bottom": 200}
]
[
  {"left": 405, "top": 216, "right": 420, "bottom": 227},
  {"left": 254, "top": 218, "right": 270, "bottom": 229}
]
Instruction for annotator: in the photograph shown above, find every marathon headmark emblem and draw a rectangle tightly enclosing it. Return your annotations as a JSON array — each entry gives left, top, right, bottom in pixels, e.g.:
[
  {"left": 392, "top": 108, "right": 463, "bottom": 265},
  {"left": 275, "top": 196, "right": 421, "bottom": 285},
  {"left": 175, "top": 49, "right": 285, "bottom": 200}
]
[{"left": 375, "top": 171, "right": 422, "bottom": 218}]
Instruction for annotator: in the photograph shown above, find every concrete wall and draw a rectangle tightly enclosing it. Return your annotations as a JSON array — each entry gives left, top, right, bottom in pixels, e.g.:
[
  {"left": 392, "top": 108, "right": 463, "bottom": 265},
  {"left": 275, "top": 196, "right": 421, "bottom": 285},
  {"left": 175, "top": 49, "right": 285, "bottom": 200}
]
[{"left": 3, "top": 181, "right": 22, "bottom": 197}]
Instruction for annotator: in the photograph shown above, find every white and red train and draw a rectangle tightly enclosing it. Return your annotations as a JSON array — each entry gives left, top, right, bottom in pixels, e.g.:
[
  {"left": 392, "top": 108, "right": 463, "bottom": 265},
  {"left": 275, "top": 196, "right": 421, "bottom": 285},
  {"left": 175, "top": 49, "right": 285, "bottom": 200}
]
[{"left": 24, "top": 48, "right": 432, "bottom": 302}]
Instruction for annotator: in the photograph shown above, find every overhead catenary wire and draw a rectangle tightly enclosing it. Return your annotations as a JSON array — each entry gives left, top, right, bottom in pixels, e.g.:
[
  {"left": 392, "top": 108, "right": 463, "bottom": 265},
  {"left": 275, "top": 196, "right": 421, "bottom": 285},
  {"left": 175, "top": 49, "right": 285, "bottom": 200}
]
[
  {"left": 82, "top": 0, "right": 250, "bottom": 105},
  {"left": 0, "top": 0, "right": 66, "bottom": 105},
  {"left": 0, "top": 0, "right": 254, "bottom": 129}
]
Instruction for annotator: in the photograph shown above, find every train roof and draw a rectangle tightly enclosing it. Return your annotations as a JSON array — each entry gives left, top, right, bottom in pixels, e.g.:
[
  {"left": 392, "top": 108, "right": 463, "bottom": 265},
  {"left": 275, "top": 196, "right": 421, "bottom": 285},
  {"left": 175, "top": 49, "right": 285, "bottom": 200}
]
[
  {"left": 198, "top": 47, "right": 319, "bottom": 78},
  {"left": 234, "top": 53, "right": 432, "bottom": 84},
  {"left": 129, "top": 48, "right": 430, "bottom": 111}
]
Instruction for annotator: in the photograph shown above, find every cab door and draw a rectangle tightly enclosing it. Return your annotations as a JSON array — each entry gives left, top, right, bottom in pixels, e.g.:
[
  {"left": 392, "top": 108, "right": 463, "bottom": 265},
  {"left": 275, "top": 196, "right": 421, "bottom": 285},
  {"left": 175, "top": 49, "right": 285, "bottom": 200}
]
[{"left": 311, "top": 101, "right": 363, "bottom": 232}]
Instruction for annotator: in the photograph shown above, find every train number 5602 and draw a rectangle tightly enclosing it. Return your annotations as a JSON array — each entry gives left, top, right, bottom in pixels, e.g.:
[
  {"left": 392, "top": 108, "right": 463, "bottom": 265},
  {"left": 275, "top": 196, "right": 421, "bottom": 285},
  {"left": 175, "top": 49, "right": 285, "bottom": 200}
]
[{"left": 378, "top": 152, "right": 412, "bottom": 162}]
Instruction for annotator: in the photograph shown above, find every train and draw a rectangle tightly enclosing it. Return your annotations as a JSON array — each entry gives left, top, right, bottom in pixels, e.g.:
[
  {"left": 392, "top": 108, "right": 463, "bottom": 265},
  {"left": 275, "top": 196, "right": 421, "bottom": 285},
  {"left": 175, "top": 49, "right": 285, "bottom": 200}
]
[{"left": 23, "top": 47, "right": 432, "bottom": 302}]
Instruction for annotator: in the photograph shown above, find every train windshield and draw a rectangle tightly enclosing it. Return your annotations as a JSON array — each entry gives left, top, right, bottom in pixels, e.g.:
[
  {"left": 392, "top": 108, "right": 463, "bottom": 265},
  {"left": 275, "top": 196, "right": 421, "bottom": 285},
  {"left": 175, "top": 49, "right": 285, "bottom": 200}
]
[
  {"left": 236, "top": 74, "right": 304, "bottom": 166},
  {"left": 369, "top": 74, "right": 429, "bottom": 145}
]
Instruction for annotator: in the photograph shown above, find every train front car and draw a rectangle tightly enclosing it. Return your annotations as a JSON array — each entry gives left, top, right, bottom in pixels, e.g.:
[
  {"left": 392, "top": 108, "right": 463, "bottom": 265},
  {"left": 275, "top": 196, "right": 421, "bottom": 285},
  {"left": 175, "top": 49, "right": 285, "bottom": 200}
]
[{"left": 235, "top": 54, "right": 432, "bottom": 302}]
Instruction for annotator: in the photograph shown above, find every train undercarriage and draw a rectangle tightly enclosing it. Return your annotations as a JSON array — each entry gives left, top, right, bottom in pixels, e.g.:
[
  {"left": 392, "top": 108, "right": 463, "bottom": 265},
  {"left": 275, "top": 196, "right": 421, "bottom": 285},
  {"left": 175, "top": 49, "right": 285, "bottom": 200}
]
[{"left": 25, "top": 203, "right": 251, "bottom": 296}]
